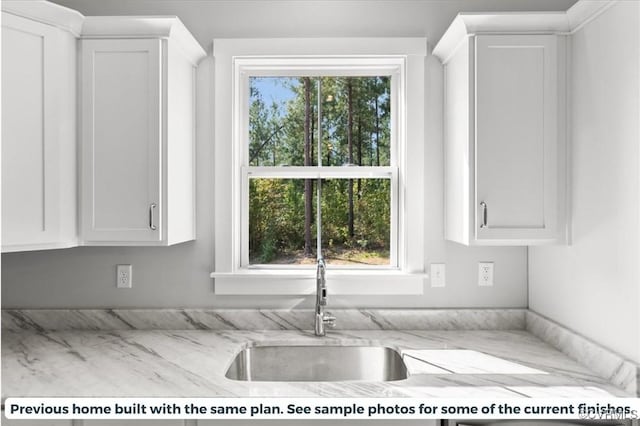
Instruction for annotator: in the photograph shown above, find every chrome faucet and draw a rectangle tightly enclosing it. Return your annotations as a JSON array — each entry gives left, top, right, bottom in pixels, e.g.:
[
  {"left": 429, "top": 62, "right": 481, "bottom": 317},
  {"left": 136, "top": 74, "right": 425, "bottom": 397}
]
[{"left": 314, "top": 258, "right": 336, "bottom": 336}]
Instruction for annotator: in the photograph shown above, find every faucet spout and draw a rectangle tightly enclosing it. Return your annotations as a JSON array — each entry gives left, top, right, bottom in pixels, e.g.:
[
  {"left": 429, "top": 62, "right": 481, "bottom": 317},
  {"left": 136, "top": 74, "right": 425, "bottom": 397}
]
[{"left": 314, "top": 258, "right": 335, "bottom": 336}]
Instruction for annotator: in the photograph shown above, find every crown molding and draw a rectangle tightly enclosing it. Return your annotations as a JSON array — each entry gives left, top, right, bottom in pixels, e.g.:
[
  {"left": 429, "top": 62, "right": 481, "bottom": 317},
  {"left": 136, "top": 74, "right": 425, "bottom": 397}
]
[
  {"left": 566, "top": 0, "right": 618, "bottom": 34},
  {"left": 81, "top": 16, "right": 206, "bottom": 65},
  {"left": 1, "top": 2, "right": 206, "bottom": 65},
  {"left": 432, "top": 12, "right": 569, "bottom": 63},
  {"left": 433, "top": 0, "right": 619, "bottom": 64},
  {"left": 1, "top": 0, "right": 84, "bottom": 36}
]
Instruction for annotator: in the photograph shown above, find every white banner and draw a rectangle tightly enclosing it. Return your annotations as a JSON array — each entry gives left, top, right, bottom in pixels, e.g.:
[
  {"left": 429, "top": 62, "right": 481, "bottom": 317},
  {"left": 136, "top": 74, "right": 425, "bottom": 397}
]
[{"left": 5, "top": 397, "right": 640, "bottom": 421}]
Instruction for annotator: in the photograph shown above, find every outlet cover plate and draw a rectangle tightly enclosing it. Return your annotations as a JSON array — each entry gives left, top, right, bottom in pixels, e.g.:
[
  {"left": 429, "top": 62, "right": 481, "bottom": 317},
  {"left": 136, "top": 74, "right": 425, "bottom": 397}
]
[
  {"left": 478, "top": 262, "right": 494, "bottom": 287},
  {"left": 116, "top": 264, "right": 132, "bottom": 288},
  {"left": 430, "top": 263, "right": 446, "bottom": 287}
]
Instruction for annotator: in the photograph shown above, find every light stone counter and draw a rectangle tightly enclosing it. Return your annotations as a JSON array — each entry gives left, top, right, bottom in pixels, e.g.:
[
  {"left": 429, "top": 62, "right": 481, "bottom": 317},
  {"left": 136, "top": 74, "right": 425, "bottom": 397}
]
[{"left": 2, "top": 328, "right": 631, "bottom": 400}]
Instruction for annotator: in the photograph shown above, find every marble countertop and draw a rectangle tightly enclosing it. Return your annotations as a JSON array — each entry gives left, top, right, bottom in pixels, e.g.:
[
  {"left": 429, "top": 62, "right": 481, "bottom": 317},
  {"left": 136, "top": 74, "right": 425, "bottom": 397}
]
[{"left": 2, "top": 328, "right": 631, "bottom": 399}]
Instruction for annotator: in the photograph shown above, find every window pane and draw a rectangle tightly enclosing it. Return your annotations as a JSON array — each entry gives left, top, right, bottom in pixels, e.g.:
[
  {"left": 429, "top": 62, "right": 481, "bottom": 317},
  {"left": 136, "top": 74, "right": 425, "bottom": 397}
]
[
  {"left": 249, "top": 76, "right": 391, "bottom": 167},
  {"left": 249, "top": 178, "right": 317, "bottom": 265},
  {"left": 249, "top": 177, "right": 390, "bottom": 266},
  {"left": 320, "top": 77, "right": 391, "bottom": 167},
  {"left": 321, "top": 178, "right": 391, "bottom": 266},
  {"left": 250, "top": 77, "right": 308, "bottom": 167}
]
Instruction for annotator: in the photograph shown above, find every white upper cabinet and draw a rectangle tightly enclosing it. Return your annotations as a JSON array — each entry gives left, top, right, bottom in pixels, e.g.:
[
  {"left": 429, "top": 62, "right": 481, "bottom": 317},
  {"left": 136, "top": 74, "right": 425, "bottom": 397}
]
[
  {"left": 80, "top": 17, "right": 205, "bottom": 245},
  {"left": 434, "top": 14, "right": 567, "bottom": 246},
  {"left": 2, "top": 4, "right": 205, "bottom": 251},
  {"left": 1, "top": 2, "right": 82, "bottom": 252}
]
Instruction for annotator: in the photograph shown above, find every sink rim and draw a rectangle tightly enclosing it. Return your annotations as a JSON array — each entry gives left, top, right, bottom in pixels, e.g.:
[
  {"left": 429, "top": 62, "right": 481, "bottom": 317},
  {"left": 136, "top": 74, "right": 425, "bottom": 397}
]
[{"left": 224, "top": 341, "right": 410, "bottom": 382}]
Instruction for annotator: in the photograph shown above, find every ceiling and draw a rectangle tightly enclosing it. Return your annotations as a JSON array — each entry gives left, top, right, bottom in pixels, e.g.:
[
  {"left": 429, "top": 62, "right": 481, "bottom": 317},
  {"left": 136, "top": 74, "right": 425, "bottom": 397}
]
[{"left": 51, "top": 0, "right": 578, "bottom": 49}]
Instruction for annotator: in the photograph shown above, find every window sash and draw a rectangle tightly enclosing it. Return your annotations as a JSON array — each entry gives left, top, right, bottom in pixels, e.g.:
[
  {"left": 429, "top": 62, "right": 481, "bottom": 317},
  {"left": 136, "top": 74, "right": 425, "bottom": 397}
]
[{"left": 239, "top": 64, "right": 402, "bottom": 170}]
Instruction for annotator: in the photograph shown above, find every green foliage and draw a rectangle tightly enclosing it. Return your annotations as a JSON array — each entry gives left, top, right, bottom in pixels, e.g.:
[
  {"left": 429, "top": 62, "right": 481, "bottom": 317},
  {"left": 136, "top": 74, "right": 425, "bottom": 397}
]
[
  {"left": 249, "top": 178, "right": 311, "bottom": 263},
  {"left": 248, "top": 76, "right": 392, "bottom": 265}
]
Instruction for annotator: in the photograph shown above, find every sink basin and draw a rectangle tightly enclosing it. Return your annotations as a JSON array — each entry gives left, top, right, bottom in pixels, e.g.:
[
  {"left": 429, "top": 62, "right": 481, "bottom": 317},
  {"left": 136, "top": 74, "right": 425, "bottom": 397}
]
[{"left": 225, "top": 345, "right": 408, "bottom": 382}]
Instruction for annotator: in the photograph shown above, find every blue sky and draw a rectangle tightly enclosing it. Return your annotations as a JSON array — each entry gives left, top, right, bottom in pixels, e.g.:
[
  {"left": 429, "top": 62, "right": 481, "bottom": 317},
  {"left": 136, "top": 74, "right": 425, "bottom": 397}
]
[{"left": 250, "top": 77, "right": 298, "bottom": 106}]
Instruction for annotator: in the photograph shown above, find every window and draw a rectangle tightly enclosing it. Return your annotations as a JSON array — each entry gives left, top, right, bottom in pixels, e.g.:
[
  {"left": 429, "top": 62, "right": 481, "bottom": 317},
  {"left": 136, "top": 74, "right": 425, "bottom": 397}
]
[
  {"left": 213, "top": 38, "right": 426, "bottom": 294},
  {"left": 245, "top": 72, "right": 397, "bottom": 268}
]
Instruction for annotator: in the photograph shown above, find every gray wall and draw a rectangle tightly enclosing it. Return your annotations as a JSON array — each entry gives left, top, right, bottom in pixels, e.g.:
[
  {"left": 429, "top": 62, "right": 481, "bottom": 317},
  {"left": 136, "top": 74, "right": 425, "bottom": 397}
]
[
  {"left": 1, "top": 0, "right": 576, "bottom": 309},
  {"left": 529, "top": 1, "right": 640, "bottom": 364}
]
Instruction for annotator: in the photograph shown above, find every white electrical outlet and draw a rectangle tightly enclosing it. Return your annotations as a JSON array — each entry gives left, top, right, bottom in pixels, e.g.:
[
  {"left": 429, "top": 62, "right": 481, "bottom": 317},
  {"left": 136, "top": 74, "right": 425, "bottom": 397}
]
[
  {"left": 430, "top": 263, "right": 446, "bottom": 287},
  {"left": 478, "top": 262, "right": 494, "bottom": 286},
  {"left": 116, "top": 264, "right": 132, "bottom": 288}
]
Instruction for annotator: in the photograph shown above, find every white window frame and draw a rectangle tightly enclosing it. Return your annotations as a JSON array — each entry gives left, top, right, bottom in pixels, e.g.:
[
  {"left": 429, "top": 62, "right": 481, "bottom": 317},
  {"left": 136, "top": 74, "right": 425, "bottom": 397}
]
[
  {"left": 211, "top": 38, "right": 427, "bottom": 295},
  {"left": 240, "top": 59, "right": 401, "bottom": 269}
]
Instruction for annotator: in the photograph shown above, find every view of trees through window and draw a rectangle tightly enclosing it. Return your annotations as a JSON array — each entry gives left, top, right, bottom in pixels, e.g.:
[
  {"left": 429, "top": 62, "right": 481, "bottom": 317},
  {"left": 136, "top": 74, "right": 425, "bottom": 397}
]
[{"left": 248, "top": 76, "right": 392, "bottom": 266}]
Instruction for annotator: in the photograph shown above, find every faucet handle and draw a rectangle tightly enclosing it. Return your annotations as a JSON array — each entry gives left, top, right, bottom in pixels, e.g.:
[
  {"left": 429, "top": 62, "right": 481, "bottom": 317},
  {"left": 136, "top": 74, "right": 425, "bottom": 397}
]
[{"left": 323, "top": 312, "right": 337, "bottom": 328}]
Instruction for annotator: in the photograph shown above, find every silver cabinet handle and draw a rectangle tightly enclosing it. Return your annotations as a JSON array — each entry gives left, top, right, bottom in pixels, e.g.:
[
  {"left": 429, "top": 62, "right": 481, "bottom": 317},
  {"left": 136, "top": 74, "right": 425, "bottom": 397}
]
[
  {"left": 480, "top": 201, "right": 488, "bottom": 228},
  {"left": 149, "top": 203, "right": 157, "bottom": 231}
]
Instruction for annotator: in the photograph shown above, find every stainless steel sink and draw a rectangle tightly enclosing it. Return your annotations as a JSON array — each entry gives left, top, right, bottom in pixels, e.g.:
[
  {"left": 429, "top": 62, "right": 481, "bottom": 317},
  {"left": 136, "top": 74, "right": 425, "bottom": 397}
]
[{"left": 225, "top": 345, "right": 408, "bottom": 382}]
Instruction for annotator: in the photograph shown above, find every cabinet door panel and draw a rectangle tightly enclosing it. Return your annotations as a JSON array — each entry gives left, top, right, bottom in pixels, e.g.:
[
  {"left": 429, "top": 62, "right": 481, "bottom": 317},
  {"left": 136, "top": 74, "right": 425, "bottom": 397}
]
[
  {"left": 475, "top": 35, "right": 557, "bottom": 240},
  {"left": 82, "top": 39, "right": 162, "bottom": 242},
  {"left": 1, "top": 14, "right": 60, "bottom": 248}
]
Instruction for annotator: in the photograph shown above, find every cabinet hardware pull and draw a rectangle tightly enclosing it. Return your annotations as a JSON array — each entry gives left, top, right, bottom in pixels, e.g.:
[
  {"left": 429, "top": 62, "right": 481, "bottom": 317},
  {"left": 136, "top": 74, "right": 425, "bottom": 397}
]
[
  {"left": 480, "top": 201, "right": 488, "bottom": 228},
  {"left": 149, "top": 203, "right": 157, "bottom": 231}
]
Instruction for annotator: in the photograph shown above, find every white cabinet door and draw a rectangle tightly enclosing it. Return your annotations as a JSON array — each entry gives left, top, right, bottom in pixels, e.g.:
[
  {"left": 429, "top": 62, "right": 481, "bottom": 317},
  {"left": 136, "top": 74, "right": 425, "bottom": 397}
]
[
  {"left": 440, "top": 30, "right": 564, "bottom": 246},
  {"left": 475, "top": 35, "right": 559, "bottom": 242},
  {"left": 81, "top": 39, "right": 162, "bottom": 243},
  {"left": 1, "top": 13, "right": 77, "bottom": 252}
]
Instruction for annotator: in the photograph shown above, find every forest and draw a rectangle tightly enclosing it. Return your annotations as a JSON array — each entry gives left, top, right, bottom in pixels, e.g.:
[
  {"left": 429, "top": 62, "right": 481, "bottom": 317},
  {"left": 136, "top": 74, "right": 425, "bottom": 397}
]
[{"left": 248, "top": 76, "right": 392, "bottom": 266}]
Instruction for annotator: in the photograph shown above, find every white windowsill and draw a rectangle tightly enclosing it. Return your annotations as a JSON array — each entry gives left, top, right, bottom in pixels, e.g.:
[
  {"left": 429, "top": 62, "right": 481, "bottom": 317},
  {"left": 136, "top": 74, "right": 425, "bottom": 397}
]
[{"left": 210, "top": 270, "right": 427, "bottom": 295}]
